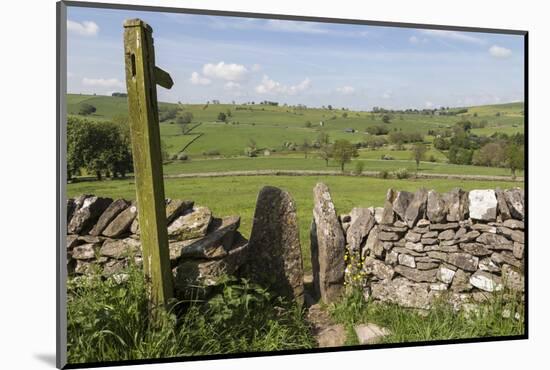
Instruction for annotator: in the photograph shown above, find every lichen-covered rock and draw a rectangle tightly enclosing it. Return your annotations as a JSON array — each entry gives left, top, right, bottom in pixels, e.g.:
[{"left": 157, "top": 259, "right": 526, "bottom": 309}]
[
  {"left": 166, "top": 199, "right": 194, "bottom": 224},
  {"left": 68, "top": 196, "right": 113, "bottom": 234},
  {"left": 437, "top": 265, "right": 456, "bottom": 284},
  {"left": 381, "top": 189, "right": 397, "bottom": 224},
  {"left": 89, "top": 199, "right": 129, "bottom": 236},
  {"left": 99, "top": 238, "right": 141, "bottom": 259},
  {"left": 430, "top": 222, "right": 459, "bottom": 231},
  {"left": 495, "top": 188, "right": 512, "bottom": 221},
  {"left": 476, "top": 233, "right": 513, "bottom": 250},
  {"left": 171, "top": 216, "right": 240, "bottom": 261},
  {"left": 363, "top": 225, "right": 384, "bottom": 258},
  {"left": 501, "top": 264, "right": 524, "bottom": 292},
  {"left": 392, "top": 191, "right": 414, "bottom": 221},
  {"left": 513, "top": 242, "right": 524, "bottom": 259},
  {"left": 505, "top": 188, "right": 524, "bottom": 220},
  {"left": 503, "top": 219, "right": 524, "bottom": 230},
  {"left": 245, "top": 186, "right": 304, "bottom": 306},
  {"left": 346, "top": 207, "right": 375, "bottom": 253},
  {"left": 445, "top": 188, "right": 468, "bottom": 222},
  {"left": 168, "top": 206, "right": 212, "bottom": 241},
  {"left": 438, "top": 229, "right": 455, "bottom": 241},
  {"left": 311, "top": 183, "right": 345, "bottom": 304},
  {"left": 67, "top": 198, "right": 76, "bottom": 223},
  {"left": 404, "top": 188, "right": 428, "bottom": 227},
  {"left": 174, "top": 235, "right": 248, "bottom": 298},
  {"left": 427, "top": 190, "right": 447, "bottom": 223},
  {"left": 478, "top": 257, "right": 500, "bottom": 273},
  {"left": 450, "top": 269, "right": 472, "bottom": 292},
  {"left": 459, "top": 243, "right": 492, "bottom": 256},
  {"left": 71, "top": 243, "right": 98, "bottom": 260},
  {"left": 491, "top": 251, "right": 522, "bottom": 268},
  {"left": 102, "top": 203, "right": 138, "bottom": 238},
  {"left": 362, "top": 256, "right": 394, "bottom": 280},
  {"left": 446, "top": 252, "right": 479, "bottom": 272},
  {"left": 398, "top": 253, "right": 416, "bottom": 268},
  {"left": 394, "top": 265, "right": 438, "bottom": 283},
  {"left": 468, "top": 190, "right": 497, "bottom": 221},
  {"left": 371, "top": 277, "right": 433, "bottom": 309},
  {"left": 470, "top": 270, "right": 502, "bottom": 292}
]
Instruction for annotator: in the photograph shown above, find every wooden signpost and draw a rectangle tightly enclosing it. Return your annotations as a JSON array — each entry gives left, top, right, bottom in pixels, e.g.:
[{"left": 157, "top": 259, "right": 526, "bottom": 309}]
[{"left": 123, "top": 19, "right": 174, "bottom": 309}]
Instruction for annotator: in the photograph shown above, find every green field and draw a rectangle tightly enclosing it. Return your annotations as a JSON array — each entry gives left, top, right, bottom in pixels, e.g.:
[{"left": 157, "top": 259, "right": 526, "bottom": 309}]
[
  {"left": 67, "top": 175, "right": 522, "bottom": 271},
  {"left": 67, "top": 94, "right": 525, "bottom": 159}
]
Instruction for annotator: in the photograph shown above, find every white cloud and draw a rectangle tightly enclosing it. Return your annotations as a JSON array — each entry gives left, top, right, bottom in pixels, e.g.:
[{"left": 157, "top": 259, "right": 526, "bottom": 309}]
[
  {"left": 409, "top": 36, "right": 419, "bottom": 44},
  {"left": 255, "top": 75, "right": 311, "bottom": 95},
  {"left": 67, "top": 20, "right": 99, "bottom": 36},
  {"left": 425, "top": 101, "right": 434, "bottom": 108},
  {"left": 266, "top": 20, "right": 328, "bottom": 34},
  {"left": 189, "top": 72, "right": 211, "bottom": 85},
  {"left": 489, "top": 45, "right": 512, "bottom": 58},
  {"left": 420, "top": 30, "right": 485, "bottom": 45},
  {"left": 224, "top": 81, "right": 241, "bottom": 90},
  {"left": 82, "top": 77, "right": 124, "bottom": 88},
  {"left": 251, "top": 64, "right": 262, "bottom": 72},
  {"left": 202, "top": 62, "right": 248, "bottom": 81},
  {"left": 336, "top": 86, "right": 355, "bottom": 95}
]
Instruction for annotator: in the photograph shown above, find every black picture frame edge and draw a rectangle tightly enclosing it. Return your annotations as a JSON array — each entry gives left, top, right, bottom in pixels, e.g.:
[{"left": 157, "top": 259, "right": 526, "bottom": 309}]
[{"left": 56, "top": 1, "right": 529, "bottom": 369}]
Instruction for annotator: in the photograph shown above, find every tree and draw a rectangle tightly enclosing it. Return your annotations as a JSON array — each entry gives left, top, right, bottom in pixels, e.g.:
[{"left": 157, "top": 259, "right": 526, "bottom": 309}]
[
  {"left": 382, "top": 114, "right": 391, "bottom": 124},
  {"left": 317, "top": 131, "right": 330, "bottom": 146},
  {"left": 472, "top": 142, "right": 506, "bottom": 167},
  {"left": 318, "top": 143, "right": 333, "bottom": 166},
  {"left": 226, "top": 109, "right": 232, "bottom": 117},
  {"left": 301, "top": 138, "right": 311, "bottom": 158},
  {"left": 177, "top": 112, "right": 194, "bottom": 134},
  {"left": 332, "top": 139, "right": 358, "bottom": 172},
  {"left": 411, "top": 143, "right": 428, "bottom": 174},
  {"left": 506, "top": 144, "right": 524, "bottom": 179},
  {"left": 327, "top": 105, "right": 333, "bottom": 110},
  {"left": 78, "top": 103, "right": 96, "bottom": 116},
  {"left": 217, "top": 112, "right": 227, "bottom": 122}
]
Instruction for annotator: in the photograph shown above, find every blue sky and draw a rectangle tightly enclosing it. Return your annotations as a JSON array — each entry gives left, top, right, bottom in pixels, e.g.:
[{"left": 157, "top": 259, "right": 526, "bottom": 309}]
[{"left": 67, "top": 6, "right": 525, "bottom": 110}]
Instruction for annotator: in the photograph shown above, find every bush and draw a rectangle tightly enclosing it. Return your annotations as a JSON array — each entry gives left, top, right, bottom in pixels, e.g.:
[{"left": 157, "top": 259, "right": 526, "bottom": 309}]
[
  {"left": 379, "top": 170, "right": 389, "bottom": 179},
  {"left": 393, "top": 168, "right": 410, "bottom": 179},
  {"left": 428, "top": 155, "right": 437, "bottom": 162},
  {"left": 304, "top": 121, "right": 312, "bottom": 128},
  {"left": 354, "top": 161, "right": 365, "bottom": 175},
  {"left": 202, "top": 149, "right": 220, "bottom": 156},
  {"left": 78, "top": 103, "right": 96, "bottom": 116}
]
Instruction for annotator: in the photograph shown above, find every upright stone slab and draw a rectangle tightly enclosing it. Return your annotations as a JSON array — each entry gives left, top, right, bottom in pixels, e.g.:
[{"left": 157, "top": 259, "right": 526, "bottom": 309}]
[
  {"left": 68, "top": 196, "right": 113, "bottom": 235},
  {"left": 346, "top": 207, "right": 375, "bottom": 254},
  {"left": 445, "top": 188, "right": 468, "bottom": 222},
  {"left": 427, "top": 190, "right": 447, "bottom": 223},
  {"left": 245, "top": 186, "right": 305, "bottom": 306},
  {"left": 311, "top": 183, "right": 346, "bottom": 304},
  {"left": 505, "top": 188, "right": 524, "bottom": 220},
  {"left": 404, "top": 188, "right": 428, "bottom": 227},
  {"left": 468, "top": 190, "right": 497, "bottom": 221},
  {"left": 495, "top": 188, "right": 512, "bottom": 221},
  {"left": 89, "top": 199, "right": 129, "bottom": 236},
  {"left": 380, "top": 189, "right": 396, "bottom": 224},
  {"left": 392, "top": 191, "right": 414, "bottom": 221}
]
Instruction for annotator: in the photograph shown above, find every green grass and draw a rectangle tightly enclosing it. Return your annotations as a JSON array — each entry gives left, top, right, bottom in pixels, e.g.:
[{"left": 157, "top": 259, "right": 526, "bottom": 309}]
[
  {"left": 67, "top": 175, "right": 522, "bottom": 272},
  {"left": 67, "top": 94, "right": 525, "bottom": 158},
  {"left": 67, "top": 266, "right": 314, "bottom": 364},
  {"left": 330, "top": 288, "right": 524, "bottom": 344},
  {"left": 161, "top": 156, "right": 523, "bottom": 177}
]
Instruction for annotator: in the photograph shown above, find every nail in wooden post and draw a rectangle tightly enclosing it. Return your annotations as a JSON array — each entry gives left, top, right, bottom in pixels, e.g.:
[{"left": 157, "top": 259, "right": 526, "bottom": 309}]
[{"left": 123, "top": 18, "right": 174, "bottom": 308}]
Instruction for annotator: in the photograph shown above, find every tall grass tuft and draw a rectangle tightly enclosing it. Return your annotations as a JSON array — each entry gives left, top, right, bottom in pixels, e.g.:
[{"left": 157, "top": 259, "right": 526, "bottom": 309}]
[{"left": 67, "top": 267, "right": 314, "bottom": 364}]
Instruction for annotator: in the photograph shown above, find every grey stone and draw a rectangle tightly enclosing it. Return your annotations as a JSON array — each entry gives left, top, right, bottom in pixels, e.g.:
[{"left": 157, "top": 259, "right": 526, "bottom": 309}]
[
  {"left": 504, "top": 188, "right": 524, "bottom": 220},
  {"left": 393, "top": 246, "right": 426, "bottom": 257},
  {"left": 404, "top": 188, "right": 428, "bottom": 227},
  {"left": 438, "top": 229, "right": 455, "bottom": 241},
  {"left": 472, "top": 224, "right": 497, "bottom": 234},
  {"left": 71, "top": 243, "right": 97, "bottom": 260},
  {"left": 445, "top": 188, "right": 469, "bottom": 222},
  {"left": 470, "top": 271, "right": 503, "bottom": 292},
  {"left": 503, "top": 219, "right": 524, "bottom": 230},
  {"left": 430, "top": 223, "right": 459, "bottom": 231},
  {"left": 371, "top": 277, "right": 433, "bottom": 309},
  {"left": 174, "top": 235, "right": 249, "bottom": 298},
  {"left": 363, "top": 256, "right": 395, "bottom": 280},
  {"left": 398, "top": 253, "right": 416, "bottom": 268},
  {"left": 374, "top": 207, "right": 384, "bottom": 224},
  {"left": 346, "top": 207, "right": 375, "bottom": 253},
  {"left": 68, "top": 196, "right": 113, "bottom": 235},
  {"left": 437, "top": 265, "right": 456, "bottom": 284},
  {"left": 67, "top": 198, "right": 76, "bottom": 223},
  {"left": 394, "top": 265, "right": 438, "bottom": 282},
  {"left": 427, "top": 190, "right": 447, "bottom": 223},
  {"left": 498, "top": 227, "right": 524, "bottom": 243},
  {"left": 478, "top": 257, "right": 500, "bottom": 273},
  {"left": 311, "top": 183, "right": 346, "bottom": 304},
  {"left": 380, "top": 225, "right": 408, "bottom": 233},
  {"left": 420, "top": 237, "right": 438, "bottom": 245},
  {"left": 168, "top": 206, "right": 212, "bottom": 241},
  {"left": 378, "top": 231, "right": 400, "bottom": 241},
  {"left": 385, "top": 250, "right": 399, "bottom": 265},
  {"left": 381, "top": 188, "right": 397, "bottom": 224},
  {"left": 354, "top": 323, "right": 391, "bottom": 345},
  {"left": 459, "top": 243, "right": 492, "bottom": 256},
  {"left": 451, "top": 269, "right": 473, "bottom": 292},
  {"left": 89, "top": 199, "right": 129, "bottom": 236},
  {"left": 99, "top": 238, "right": 141, "bottom": 259},
  {"left": 513, "top": 242, "right": 524, "bottom": 259},
  {"left": 495, "top": 188, "right": 512, "bottom": 221},
  {"left": 446, "top": 253, "right": 479, "bottom": 272},
  {"left": 246, "top": 186, "right": 305, "bottom": 305},
  {"left": 477, "top": 233, "right": 513, "bottom": 250},
  {"left": 430, "top": 283, "right": 448, "bottom": 291},
  {"left": 66, "top": 235, "right": 81, "bottom": 250},
  {"left": 405, "top": 231, "right": 422, "bottom": 243},
  {"left": 468, "top": 190, "right": 497, "bottom": 221},
  {"left": 416, "top": 262, "right": 439, "bottom": 270},
  {"left": 102, "top": 203, "right": 138, "bottom": 238},
  {"left": 166, "top": 199, "right": 194, "bottom": 224},
  {"left": 456, "top": 230, "right": 481, "bottom": 243},
  {"left": 501, "top": 264, "right": 524, "bottom": 292},
  {"left": 427, "top": 251, "right": 448, "bottom": 261},
  {"left": 405, "top": 241, "right": 424, "bottom": 252},
  {"left": 491, "top": 251, "right": 521, "bottom": 268},
  {"left": 392, "top": 191, "right": 414, "bottom": 221},
  {"left": 102, "top": 259, "right": 128, "bottom": 277}
]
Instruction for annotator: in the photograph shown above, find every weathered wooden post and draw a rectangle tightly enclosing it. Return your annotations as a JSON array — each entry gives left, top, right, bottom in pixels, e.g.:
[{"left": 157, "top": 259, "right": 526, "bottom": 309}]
[{"left": 123, "top": 19, "right": 174, "bottom": 309}]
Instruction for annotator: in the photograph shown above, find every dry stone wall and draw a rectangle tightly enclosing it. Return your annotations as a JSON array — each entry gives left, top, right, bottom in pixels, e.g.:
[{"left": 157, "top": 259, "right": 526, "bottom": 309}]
[
  {"left": 66, "top": 195, "right": 249, "bottom": 298},
  {"left": 337, "top": 187, "right": 525, "bottom": 310}
]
